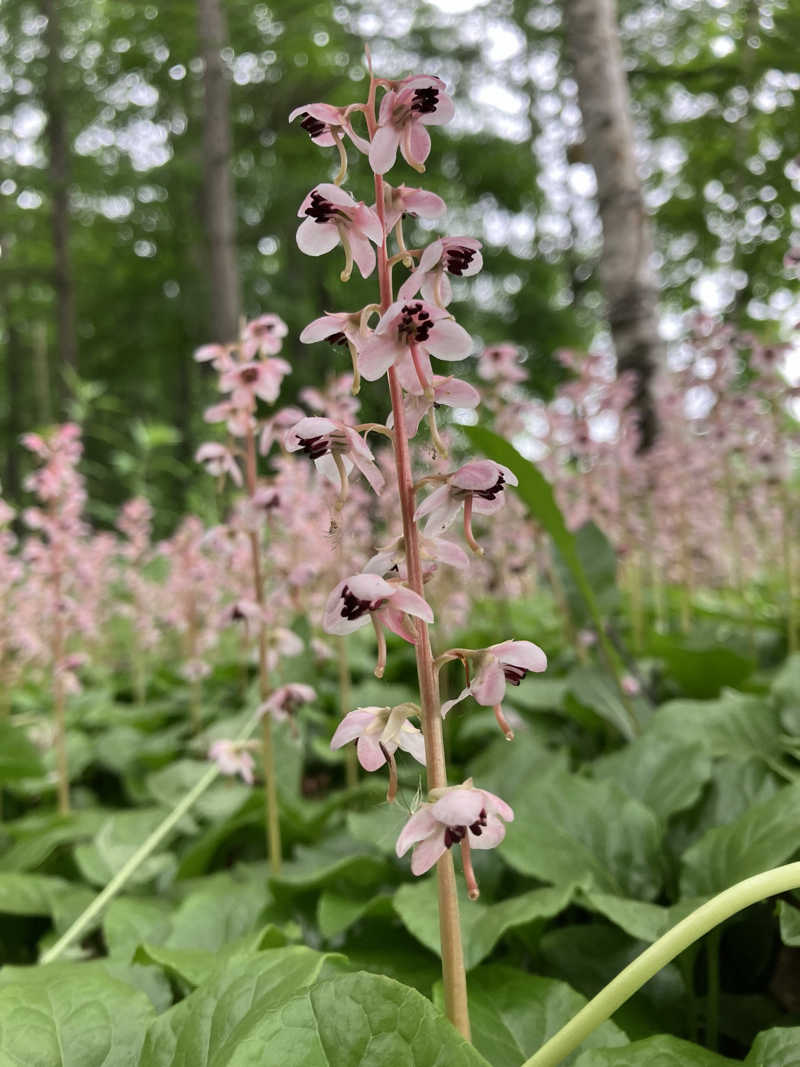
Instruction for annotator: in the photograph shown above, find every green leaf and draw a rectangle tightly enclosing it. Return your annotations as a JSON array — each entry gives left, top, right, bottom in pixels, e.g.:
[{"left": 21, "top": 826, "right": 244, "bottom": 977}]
[
  {"left": 567, "top": 668, "right": 640, "bottom": 741},
  {"left": 395, "top": 878, "right": 574, "bottom": 970},
  {"left": 317, "top": 891, "right": 394, "bottom": 940},
  {"left": 654, "top": 692, "right": 785, "bottom": 765},
  {"left": 103, "top": 897, "right": 174, "bottom": 961},
  {"left": 745, "top": 1026, "right": 800, "bottom": 1065},
  {"left": 501, "top": 771, "right": 664, "bottom": 900},
  {"left": 0, "top": 962, "right": 155, "bottom": 1065},
  {"left": 593, "top": 733, "right": 711, "bottom": 822},
  {"left": 554, "top": 521, "right": 620, "bottom": 624},
  {"left": 0, "top": 810, "right": 106, "bottom": 871},
  {"left": 166, "top": 873, "right": 271, "bottom": 952},
  {"left": 466, "top": 731, "right": 568, "bottom": 812},
  {"left": 146, "top": 760, "right": 251, "bottom": 825},
  {"left": 0, "top": 719, "right": 45, "bottom": 782},
  {"left": 574, "top": 1035, "right": 738, "bottom": 1065},
  {"left": 647, "top": 636, "right": 754, "bottom": 698},
  {"left": 269, "top": 835, "right": 388, "bottom": 894},
  {"left": 134, "top": 926, "right": 288, "bottom": 988},
  {"left": 74, "top": 809, "right": 176, "bottom": 888},
  {"left": 346, "top": 803, "right": 410, "bottom": 854},
  {"left": 0, "top": 872, "right": 94, "bottom": 932},
  {"left": 777, "top": 899, "right": 800, "bottom": 946},
  {"left": 441, "top": 966, "right": 627, "bottom": 1067},
  {"left": 680, "top": 781, "right": 800, "bottom": 896},
  {"left": 138, "top": 947, "right": 346, "bottom": 1067}
]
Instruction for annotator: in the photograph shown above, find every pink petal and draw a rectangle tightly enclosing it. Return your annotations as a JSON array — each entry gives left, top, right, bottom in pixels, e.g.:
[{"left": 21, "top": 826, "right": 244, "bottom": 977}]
[
  {"left": 296, "top": 218, "right": 340, "bottom": 256},
  {"left": 428, "top": 538, "right": 470, "bottom": 569},
  {"left": 348, "top": 573, "right": 394, "bottom": 601},
  {"left": 469, "top": 815, "right": 507, "bottom": 850},
  {"left": 440, "top": 687, "right": 471, "bottom": 718},
  {"left": 425, "top": 319, "right": 473, "bottom": 361},
  {"left": 349, "top": 450, "right": 386, "bottom": 494},
  {"left": 452, "top": 460, "right": 503, "bottom": 491},
  {"left": 315, "top": 182, "right": 358, "bottom": 209},
  {"left": 413, "top": 484, "right": 451, "bottom": 522},
  {"left": 358, "top": 335, "right": 405, "bottom": 381},
  {"left": 369, "top": 125, "right": 401, "bottom": 175},
  {"left": 378, "top": 89, "right": 398, "bottom": 126},
  {"left": 433, "top": 377, "right": 480, "bottom": 409},
  {"left": 396, "top": 807, "right": 438, "bottom": 856},
  {"left": 398, "top": 267, "right": 426, "bottom": 302},
  {"left": 481, "top": 790, "right": 515, "bottom": 823},
  {"left": 349, "top": 231, "right": 377, "bottom": 280},
  {"left": 396, "top": 726, "right": 426, "bottom": 765},
  {"left": 403, "top": 123, "right": 431, "bottom": 168},
  {"left": 352, "top": 203, "right": 384, "bottom": 245},
  {"left": 388, "top": 586, "right": 434, "bottom": 623},
  {"left": 330, "top": 708, "right": 379, "bottom": 748},
  {"left": 357, "top": 734, "right": 388, "bottom": 771},
  {"left": 421, "top": 273, "right": 452, "bottom": 306},
  {"left": 417, "top": 240, "right": 445, "bottom": 273},
  {"left": 490, "top": 639, "right": 547, "bottom": 674},
  {"left": 471, "top": 661, "right": 507, "bottom": 707},
  {"left": 300, "top": 314, "right": 347, "bottom": 343},
  {"left": 411, "top": 833, "right": 447, "bottom": 875},
  {"left": 421, "top": 93, "right": 455, "bottom": 126},
  {"left": 430, "top": 787, "right": 484, "bottom": 826}
]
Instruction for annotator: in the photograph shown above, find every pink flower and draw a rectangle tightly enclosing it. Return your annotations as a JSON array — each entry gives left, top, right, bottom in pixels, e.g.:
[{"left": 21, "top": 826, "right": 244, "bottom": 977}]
[
  {"left": 195, "top": 442, "right": 243, "bottom": 487},
  {"left": 396, "top": 781, "right": 513, "bottom": 875},
  {"left": 259, "top": 683, "right": 316, "bottom": 722},
  {"left": 621, "top": 674, "right": 641, "bottom": 697},
  {"left": 380, "top": 183, "right": 447, "bottom": 232},
  {"left": 478, "top": 343, "right": 527, "bottom": 384},
  {"left": 365, "top": 533, "right": 469, "bottom": 576},
  {"left": 323, "top": 573, "right": 433, "bottom": 640},
  {"left": 369, "top": 76, "right": 455, "bottom": 175},
  {"left": 289, "top": 102, "right": 369, "bottom": 154},
  {"left": 299, "top": 312, "right": 367, "bottom": 391},
  {"left": 390, "top": 367, "right": 480, "bottom": 437},
  {"left": 285, "top": 416, "right": 385, "bottom": 495},
  {"left": 358, "top": 300, "right": 472, "bottom": 383},
  {"left": 209, "top": 740, "right": 255, "bottom": 785},
  {"left": 414, "top": 459, "right": 518, "bottom": 551},
  {"left": 441, "top": 640, "right": 547, "bottom": 716},
  {"left": 296, "top": 183, "right": 383, "bottom": 280},
  {"left": 219, "top": 358, "right": 291, "bottom": 407},
  {"left": 242, "top": 314, "right": 288, "bottom": 358},
  {"left": 330, "top": 703, "right": 425, "bottom": 770},
  {"left": 399, "top": 238, "right": 483, "bottom": 307},
  {"left": 194, "top": 343, "right": 230, "bottom": 369}
]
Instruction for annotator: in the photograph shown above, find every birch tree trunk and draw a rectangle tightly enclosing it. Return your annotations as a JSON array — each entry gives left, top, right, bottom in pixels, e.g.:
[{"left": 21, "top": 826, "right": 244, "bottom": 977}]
[
  {"left": 563, "top": 0, "right": 662, "bottom": 449},
  {"left": 43, "top": 0, "right": 77, "bottom": 384},
  {"left": 197, "top": 0, "right": 241, "bottom": 343}
]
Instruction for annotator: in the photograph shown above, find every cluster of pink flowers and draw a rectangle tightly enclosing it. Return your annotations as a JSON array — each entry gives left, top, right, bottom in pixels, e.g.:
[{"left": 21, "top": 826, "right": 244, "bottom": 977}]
[{"left": 290, "top": 65, "right": 548, "bottom": 896}]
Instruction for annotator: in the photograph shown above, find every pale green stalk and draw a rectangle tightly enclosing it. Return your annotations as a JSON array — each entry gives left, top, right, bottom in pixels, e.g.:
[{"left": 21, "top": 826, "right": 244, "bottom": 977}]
[
  {"left": 523, "top": 862, "right": 800, "bottom": 1067},
  {"left": 40, "top": 705, "right": 263, "bottom": 965}
]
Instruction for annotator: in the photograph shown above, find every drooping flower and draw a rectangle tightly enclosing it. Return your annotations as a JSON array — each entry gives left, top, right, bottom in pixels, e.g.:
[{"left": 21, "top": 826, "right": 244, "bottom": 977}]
[
  {"left": 399, "top": 238, "right": 483, "bottom": 307},
  {"left": 285, "top": 416, "right": 385, "bottom": 496},
  {"left": 323, "top": 573, "right": 433, "bottom": 676},
  {"left": 358, "top": 300, "right": 472, "bottom": 383},
  {"left": 396, "top": 781, "right": 513, "bottom": 875},
  {"left": 209, "top": 739, "right": 255, "bottom": 785},
  {"left": 380, "top": 183, "right": 447, "bottom": 232},
  {"left": 365, "top": 533, "right": 469, "bottom": 577},
  {"left": 289, "top": 102, "right": 369, "bottom": 153},
  {"left": 390, "top": 365, "right": 480, "bottom": 438},
  {"left": 477, "top": 343, "right": 528, "bottom": 384},
  {"left": 219, "top": 358, "right": 291, "bottom": 408},
  {"left": 330, "top": 703, "right": 425, "bottom": 771},
  {"left": 195, "top": 442, "right": 243, "bottom": 487},
  {"left": 369, "top": 75, "right": 455, "bottom": 175},
  {"left": 296, "top": 183, "right": 383, "bottom": 280},
  {"left": 441, "top": 640, "right": 547, "bottom": 716},
  {"left": 242, "top": 314, "right": 288, "bottom": 358},
  {"left": 414, "top": 459, "right": 518, "bottom": 551},
  {"left": 259, "top": 683, "right": 316, "bottom": 722}
]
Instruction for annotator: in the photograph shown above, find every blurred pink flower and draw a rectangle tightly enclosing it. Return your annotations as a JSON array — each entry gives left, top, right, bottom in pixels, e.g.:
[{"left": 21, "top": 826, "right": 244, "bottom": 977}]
[{"left": 209, "top": 740, "right": 255, "bottom": 785}]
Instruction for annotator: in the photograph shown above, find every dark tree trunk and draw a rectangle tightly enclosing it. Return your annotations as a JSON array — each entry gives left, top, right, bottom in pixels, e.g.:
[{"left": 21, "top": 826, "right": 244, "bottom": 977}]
[
  {"left": 197, "top": 0, "right": 241, "bottom": 344},
  {"left": 564, "top": 0, "right": 663, "bottom": 449},
  {"left": 43, "top": 0, "right": 77, "bottom": 390},
  {"left": 3, "top": 309, "right": 21, "bottom": 501}
]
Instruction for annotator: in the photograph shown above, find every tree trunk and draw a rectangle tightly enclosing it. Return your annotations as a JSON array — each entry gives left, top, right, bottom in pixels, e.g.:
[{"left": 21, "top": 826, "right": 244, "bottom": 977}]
[
  {"left": 563, "top": 0, "right": 662, "bottom": 449},
  {"left": 197, "top": 0, "right": 241, "bottom": 343},
  {"left": 43, "top": 0, "right": 77, "bottom": 386},
  {"left": 3, "top": 308, "right": 21, "bottom": 501}
]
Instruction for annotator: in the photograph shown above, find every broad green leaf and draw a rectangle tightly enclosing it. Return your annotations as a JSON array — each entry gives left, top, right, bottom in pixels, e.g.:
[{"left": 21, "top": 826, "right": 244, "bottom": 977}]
[
  {"left": 0, "top": 810, "right": 106, "bottom": 871},
  {"left": 554, "top": 521, "right": 620, "bottom": 624},
  {"left": 501, "top": 772, "right": 664, "bottom": 900},
  {"left": 165, "top": 969, "right": 490, "bottom": 1067},
  {"left": 346, "top": 803, "right": 410, "bottom": 854},
  {"left": 593, "top": 733, "right": 711, "bottom": 822},
  {"left": 438, "top": 966, "right": 627, "bottom": 1067},
  {"left": 103, "top": 897, "right": 174, "bottom": 960},
  {"left": 745, "top": 1026, "right": 800, "bottom": 1065},
  {"left": 146, "top": 760, "right": 251, "bottom": 824},
  {"left": 0, "top": 719, "right": 45, "bottom": 781},
  {"left": 647, "top": 637, "right": 754, "bottom": 699},
  {"left": 134, "top": 926, "right": 288, "bottom": 988},
  {"left": 577, "top": 892, "right": 671, "bottom": 943},
  {"left": 138, "top": 947, "right": 346, "bottom": 1067},
  {"left": 654, "top": 692, "right": 785, "bottom": 765},
  {"left": 74, "top": 809, "right": 176, "bottom": 888},
  {"left": 269, "top": 834, "right": 388, "bottom": 894},
  {"left": 0, "top": 871, "right": 94, "bottom": 933},
  {"left": 395, "top": 878, "right": 574, "bottom": 970},
  {"left": 680, "top": 781, "right": 800, "bottom": 896},
  {"left": 0, "top": 962, "right": 155, "bottom": 1066},
  {"left": 317, "top": 891, "right": 394, "bottom": 940},
  {"left": 567, "top": 668, "right": 639, "bottom": 741},
  {"left": 165, "top": 874, "right": 270, "bottom": 952},
  {"left": 466, "top": 731, "right": 568, "bottom": 811},
  {"left": 574, "top": 1035, "right": 738, "bottom": 1066}
]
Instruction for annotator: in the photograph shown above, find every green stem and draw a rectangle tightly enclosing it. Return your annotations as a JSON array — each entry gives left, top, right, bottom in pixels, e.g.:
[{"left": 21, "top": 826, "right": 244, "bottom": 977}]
[
  {"left": 39, "top": 706, "right": 263, "bottom": 965},
  {"left": 522, "top": 862, "right": 800, "bottom": 1067}
]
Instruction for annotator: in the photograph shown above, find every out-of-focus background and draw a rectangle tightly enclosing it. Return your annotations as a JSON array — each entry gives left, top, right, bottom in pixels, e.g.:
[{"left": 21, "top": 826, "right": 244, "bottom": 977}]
[{"left": 1, "top": 0, "right": 798, "bottom": 529}]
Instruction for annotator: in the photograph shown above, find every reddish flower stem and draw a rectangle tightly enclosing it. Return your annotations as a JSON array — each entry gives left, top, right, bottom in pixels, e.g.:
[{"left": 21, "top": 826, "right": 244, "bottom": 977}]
[{"left": 373, "top": 153, "right": 470, "bottom": 1040}]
